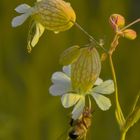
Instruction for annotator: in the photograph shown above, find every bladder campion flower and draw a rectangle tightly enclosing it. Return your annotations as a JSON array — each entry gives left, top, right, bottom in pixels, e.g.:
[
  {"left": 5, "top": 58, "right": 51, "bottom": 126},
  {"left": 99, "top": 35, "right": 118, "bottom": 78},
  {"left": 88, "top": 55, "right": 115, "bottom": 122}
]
[
  {"left": 12, "top": 0, "right": 76, "bottom": 52},
  {"left": 49, "top": 65, "right": 114, "bottom": 120}
]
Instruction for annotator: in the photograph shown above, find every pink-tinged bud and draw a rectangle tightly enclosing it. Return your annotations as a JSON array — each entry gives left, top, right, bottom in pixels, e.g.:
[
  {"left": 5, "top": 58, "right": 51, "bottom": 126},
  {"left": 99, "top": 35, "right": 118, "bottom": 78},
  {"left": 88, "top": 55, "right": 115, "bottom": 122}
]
[
  {"left": 109, "top": 14, "right": 125, "bottom": 31},
  {"left": 123, "top": 29, "right": 137, "bottom": 40}
]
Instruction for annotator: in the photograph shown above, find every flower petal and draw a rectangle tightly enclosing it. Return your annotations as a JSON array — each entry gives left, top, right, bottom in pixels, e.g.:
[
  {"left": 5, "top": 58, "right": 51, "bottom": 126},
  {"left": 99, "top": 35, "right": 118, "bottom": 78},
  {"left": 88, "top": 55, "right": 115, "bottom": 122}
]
[
  {"left": 72, "top": 96, "right": 85, "bottom": 120},
  {"left": 11, "top": 13, "right": 30, "bottom": 27},
  {"left": 15, "top": 4, "right": 31, "bottom": 13},
  {"left": 49, "top": 84, "right": 70, "bottom": 96},
  {"left": 61, "top": 93, "right": 81, "bottom": 108},
  {"left": 52, "top": 72, "right": 71, "bottom": 85},
  {"left": 62, "top": 65, "right": 71, "bottom": 77},
  {"left": 91, "top": 93, "right": 111, "bottom": 110},
  {"left": 94, "top": 78, "right": 103, "bottom": 86},
  {"left": 27, "top": 21, "right": 45, "bottom": 53},
  {"left": 31, "top": 23, "right": 45, "bottom": 47},
  {"left": 92, "top": 80, "right": 114, "bottom": 94}
]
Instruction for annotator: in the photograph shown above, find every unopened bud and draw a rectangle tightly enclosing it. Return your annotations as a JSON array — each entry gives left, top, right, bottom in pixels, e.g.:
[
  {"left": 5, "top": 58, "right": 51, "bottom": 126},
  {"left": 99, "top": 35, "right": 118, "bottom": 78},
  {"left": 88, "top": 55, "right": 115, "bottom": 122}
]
[
  {"left": 71, "top": 47, "right": 101, "bottom": 93},
  {"left": 123, "top": 29, "right": 137, "bottom": 40},
  {"left": 110, "top": 14, "right": 125, "bottom": 31},
  {"left": 101, "top": 53, "right": 108, "bottom": 62}
]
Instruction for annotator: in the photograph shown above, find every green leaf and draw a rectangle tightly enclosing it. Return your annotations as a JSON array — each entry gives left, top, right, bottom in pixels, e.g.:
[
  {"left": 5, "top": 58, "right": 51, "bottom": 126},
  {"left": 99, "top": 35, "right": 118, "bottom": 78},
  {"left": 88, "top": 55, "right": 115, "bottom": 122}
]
[
  {"left": 59, "top": 45, "right": 80, "bottom": 65},
  {"left": 125, "top": 107, "right": 140, "bottom": 131}
]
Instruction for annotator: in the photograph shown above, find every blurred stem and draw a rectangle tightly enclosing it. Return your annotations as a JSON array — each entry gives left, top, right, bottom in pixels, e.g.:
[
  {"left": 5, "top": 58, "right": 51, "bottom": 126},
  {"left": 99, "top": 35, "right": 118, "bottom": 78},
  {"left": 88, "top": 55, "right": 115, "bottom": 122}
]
[
  {"left": 121, "top": 18, "right": 140, "bottom": 31},
  {"left": 109, "top": 54, "right": 125, "bottom": 127},
  {"left": 130, "top": 91, "right": 140, "bottom": 114},
  {"left": 88, "top": 96, "right": 91, "bottom": 110},
  {"left": 84, "top": 134, "right": 87, "bottom": 140},
  {"left": 120, "top": 131, "right": 127, "bottom": 140},
  {"left": 73, "top": 21, "right": 107, "bottom": 52},
  {"left": 66, "top": 136, "right": 69, "bottom": 140},
  {"left": 108, "top": 34, "right": 127, "bottom": 140}
]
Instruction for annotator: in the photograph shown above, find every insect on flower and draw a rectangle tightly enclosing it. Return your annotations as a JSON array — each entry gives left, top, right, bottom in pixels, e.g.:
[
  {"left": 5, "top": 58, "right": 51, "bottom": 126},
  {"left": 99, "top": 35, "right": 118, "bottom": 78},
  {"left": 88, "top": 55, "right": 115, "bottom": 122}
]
[
  {"left": 68, "top": 107, "right": 92, "bottom": 140},
  {"left": 12, "top": 0, "right": 76, "bottom": 52}
]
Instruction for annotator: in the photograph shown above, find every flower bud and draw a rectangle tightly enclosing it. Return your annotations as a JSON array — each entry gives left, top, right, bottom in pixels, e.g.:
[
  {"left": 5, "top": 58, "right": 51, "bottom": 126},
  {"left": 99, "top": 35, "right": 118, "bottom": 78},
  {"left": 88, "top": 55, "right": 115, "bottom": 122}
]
[
  {"left": 123, "top": 29, "right": 137, "bottom": 40},
  {"left": 109, "top": 14, "right": 125, "bottom": 31},
  {"left": 71, "top": 47, "right": 101, "bottom": 93},
  {"left": 32, "top": 0, "right": 76, "bottom": 33},
  {"left": 101, "top": 53, "right": 108, "bottom": 62}
]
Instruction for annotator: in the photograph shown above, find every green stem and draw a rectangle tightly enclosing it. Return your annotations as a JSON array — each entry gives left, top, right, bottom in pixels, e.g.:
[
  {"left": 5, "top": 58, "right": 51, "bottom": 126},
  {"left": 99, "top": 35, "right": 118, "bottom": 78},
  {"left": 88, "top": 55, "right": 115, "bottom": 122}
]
[
  {"left": 73, "top": 21, "right": 107, "bottom": 52},
  {"left": 109, "top": 55, "right": 119, "bottom": 109},
  {"left": 83, "top": 134, "right": 87, "bottom": 140},
  {"left": 121, "top": 18, "right": 140, "bottom": 31},
  {"left": 120, "top": 131, "right": 127, "bottom": 140},
  {"left": 109, "top": 54, "right": 125, "bottom": 128}
]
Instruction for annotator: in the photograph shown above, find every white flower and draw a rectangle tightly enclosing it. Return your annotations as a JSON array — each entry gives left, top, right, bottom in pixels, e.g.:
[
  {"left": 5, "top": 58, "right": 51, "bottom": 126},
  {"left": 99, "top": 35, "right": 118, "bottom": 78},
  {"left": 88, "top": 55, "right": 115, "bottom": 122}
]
[
  {"left": 49, "top": 65, "right": 114, "bottom": 120},
  {"left": 11, "top": 0, "right": 76, "bottom": 52}
]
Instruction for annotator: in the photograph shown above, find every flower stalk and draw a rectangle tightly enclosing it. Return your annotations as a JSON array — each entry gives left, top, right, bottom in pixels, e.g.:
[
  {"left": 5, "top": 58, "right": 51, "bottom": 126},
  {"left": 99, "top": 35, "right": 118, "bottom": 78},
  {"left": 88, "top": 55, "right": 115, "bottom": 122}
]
[
  {"left": 109, "top": 16, "right": 140, "bottom": 140},
  {"left": 120, "top": 131, "right": 127, "bottom": 140},
  {"left": 73, "top": 21, "right": 107, "bottom": 52},
  {"left": 109, "top": 54, "right": 125, "bottom": 129}
]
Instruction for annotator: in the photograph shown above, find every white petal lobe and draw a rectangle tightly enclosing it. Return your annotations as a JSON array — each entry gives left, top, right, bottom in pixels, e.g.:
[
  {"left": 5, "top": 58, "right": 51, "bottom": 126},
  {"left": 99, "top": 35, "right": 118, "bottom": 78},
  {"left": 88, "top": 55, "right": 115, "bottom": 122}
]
[
  {"left": 61, "top": 94, "right": 81, "bottom": 108},
  {"left": 52, "top": 72, "right": 71, "bottom": 85},
  {"left": 62, "top": 65, "right": 71, "bottom": 77},
  {"left": 94, "top": 78, "right": 103, "bottom": 85},
  {"left": 49, "top": 84, "right": 70, "bottom": 96},
  {"left": 92, "top": 93, "right": 111, "bottom": 110},
  {"left": 15, "top": 4, "right": 31, "bottom": 13},
  {"left": 92, "top": 80, "right": 114, "bottom": 95},
  {"left": 11, "top": 14, "right": 29, "bottom": 27},
  {"left": 72, "top": 96, "right": 85, "bottom": 120}
]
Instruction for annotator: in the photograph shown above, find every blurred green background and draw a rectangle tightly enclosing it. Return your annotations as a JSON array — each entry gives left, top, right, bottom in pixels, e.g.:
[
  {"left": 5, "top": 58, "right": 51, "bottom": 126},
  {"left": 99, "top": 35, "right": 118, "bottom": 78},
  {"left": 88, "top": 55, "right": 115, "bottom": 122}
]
[{"left": 0, "top": 0, "right": 140, "bottom": 140}]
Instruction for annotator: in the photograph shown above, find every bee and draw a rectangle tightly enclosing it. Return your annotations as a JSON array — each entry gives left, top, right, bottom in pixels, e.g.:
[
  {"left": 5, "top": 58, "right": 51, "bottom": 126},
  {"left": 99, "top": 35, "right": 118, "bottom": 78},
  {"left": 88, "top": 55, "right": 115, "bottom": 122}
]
[{"left": 68, "top": 107, "right": 92, "bottom": 140}]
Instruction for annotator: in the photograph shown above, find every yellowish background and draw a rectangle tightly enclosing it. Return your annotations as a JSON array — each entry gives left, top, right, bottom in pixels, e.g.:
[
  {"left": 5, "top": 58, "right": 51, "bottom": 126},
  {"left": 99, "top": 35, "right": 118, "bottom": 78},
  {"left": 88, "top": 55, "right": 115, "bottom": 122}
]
[{"left": 0, "top": 0, "right": 140, "bottom": 140}]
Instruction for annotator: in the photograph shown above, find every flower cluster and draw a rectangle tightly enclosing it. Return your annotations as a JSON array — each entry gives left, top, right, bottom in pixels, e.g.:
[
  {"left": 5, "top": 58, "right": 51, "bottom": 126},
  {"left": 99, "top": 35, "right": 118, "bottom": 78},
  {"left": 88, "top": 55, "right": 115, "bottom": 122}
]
[{"left": 49, "top": 65, "right": 114, "bottom": 120}]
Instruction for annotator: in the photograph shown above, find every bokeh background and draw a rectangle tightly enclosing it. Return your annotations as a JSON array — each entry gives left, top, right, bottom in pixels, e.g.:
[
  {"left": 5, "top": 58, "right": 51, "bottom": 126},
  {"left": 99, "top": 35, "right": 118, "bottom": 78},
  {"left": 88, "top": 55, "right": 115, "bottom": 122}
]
[{"left": 0, "top": 0, "right": 140, "bottom": 140}]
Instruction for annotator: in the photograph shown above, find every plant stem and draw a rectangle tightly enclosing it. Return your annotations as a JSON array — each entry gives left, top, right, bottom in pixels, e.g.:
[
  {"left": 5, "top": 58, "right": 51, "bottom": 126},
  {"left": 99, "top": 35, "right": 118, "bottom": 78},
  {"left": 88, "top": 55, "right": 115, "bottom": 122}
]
[
  {"left": 121, "top": 18, "right": 140, "bottom": 31},
  {"left": 73, "top": 22, "right": 107, "bottom": 52},
  {"left": 109, "top": 54, "right": 125, "bottom": 125},
  {"left": 83, "top": 134, "right": 87, "bottom": 140},
  {"left": 120, "top": 131, "right": 127, "bottom": 140},
  {"left": 109, "top": 55, "right": 119, "bottom": 110}
]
